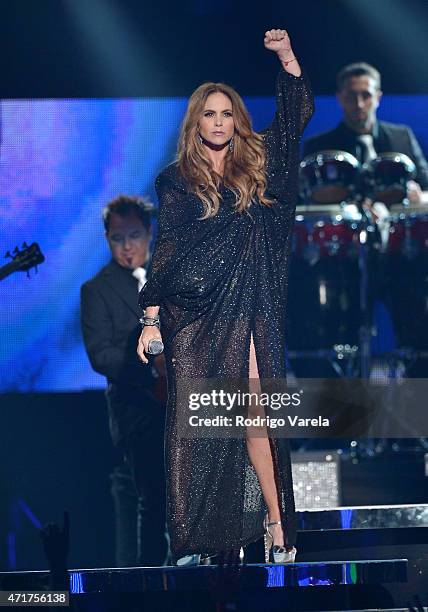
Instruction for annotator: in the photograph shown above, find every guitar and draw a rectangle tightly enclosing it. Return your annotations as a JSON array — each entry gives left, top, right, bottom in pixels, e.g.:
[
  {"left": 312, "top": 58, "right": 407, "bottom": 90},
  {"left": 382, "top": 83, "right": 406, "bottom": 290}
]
[{"left": 0, "top": 243, "right": 45, "bottom": 281}]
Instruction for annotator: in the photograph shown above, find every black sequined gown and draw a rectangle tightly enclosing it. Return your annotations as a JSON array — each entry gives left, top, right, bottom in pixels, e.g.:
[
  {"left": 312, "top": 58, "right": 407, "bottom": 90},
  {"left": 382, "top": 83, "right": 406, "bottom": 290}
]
[{"left": 139, "top": 67, "right": 314, "bottom": 559}]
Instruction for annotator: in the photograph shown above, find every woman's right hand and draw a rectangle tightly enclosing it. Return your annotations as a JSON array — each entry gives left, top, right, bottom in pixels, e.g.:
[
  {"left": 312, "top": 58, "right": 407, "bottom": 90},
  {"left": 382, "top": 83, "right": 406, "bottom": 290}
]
[{"left": 137, "top": 326, "right": 163, "bottom": 364}]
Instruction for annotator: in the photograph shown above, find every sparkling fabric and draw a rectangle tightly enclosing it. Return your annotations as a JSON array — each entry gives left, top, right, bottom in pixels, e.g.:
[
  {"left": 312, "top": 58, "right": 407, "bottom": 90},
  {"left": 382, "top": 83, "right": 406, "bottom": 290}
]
[{"left": 139, "top": 68, "right": 314, "bottom": 559}]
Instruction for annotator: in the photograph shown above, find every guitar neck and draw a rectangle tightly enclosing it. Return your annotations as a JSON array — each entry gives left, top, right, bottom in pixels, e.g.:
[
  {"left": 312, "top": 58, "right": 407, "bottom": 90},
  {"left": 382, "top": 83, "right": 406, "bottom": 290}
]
[
  {"left": 0, "top": 243, "right": 44, "bottom": 281},
  {"left": 0, "top": 260, "right": 19, "bottom": 281}
]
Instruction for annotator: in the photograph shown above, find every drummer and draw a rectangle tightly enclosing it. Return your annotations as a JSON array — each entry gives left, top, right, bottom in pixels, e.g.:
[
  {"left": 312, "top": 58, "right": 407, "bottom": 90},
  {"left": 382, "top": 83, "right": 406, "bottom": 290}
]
[{"left": 303, "top": 62, "right": 428, "bottom": 205}]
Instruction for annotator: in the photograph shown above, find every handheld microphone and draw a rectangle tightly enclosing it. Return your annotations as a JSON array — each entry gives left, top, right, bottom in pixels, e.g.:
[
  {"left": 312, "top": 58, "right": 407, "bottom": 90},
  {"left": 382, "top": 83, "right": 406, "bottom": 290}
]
[{"left": 147, "top": 339, "right": 164, "bottom": 355}]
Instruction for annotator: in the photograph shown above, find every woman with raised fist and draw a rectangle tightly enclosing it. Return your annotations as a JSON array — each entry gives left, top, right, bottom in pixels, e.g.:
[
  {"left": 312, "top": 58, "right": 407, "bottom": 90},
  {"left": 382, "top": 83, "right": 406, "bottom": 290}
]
[{"left": 138, "top": 29, "right": 313, "bottom": 565}]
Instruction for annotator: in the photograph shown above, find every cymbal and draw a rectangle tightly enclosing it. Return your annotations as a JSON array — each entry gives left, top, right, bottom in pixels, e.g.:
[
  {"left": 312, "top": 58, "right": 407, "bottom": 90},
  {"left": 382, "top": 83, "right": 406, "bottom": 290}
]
[
  {"left": 295, "top": 203, "right": 361, "bottom": 221},
  {"left": 296, "top": 204, "right": 342, "bottom": 214},
  {"left": 389, "top": 202, "right": 428, "bottom": 216}
]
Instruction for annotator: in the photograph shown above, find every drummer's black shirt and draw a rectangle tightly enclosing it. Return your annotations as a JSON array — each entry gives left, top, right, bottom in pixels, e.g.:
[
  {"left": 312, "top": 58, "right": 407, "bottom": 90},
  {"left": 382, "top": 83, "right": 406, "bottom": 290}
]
[{"left": 303, "top": 120, "right": 428, "bottom": 190}]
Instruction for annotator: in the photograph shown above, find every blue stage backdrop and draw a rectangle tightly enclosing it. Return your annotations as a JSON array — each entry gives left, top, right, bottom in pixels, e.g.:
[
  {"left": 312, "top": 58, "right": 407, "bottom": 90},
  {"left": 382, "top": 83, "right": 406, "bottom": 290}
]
[{"left": 1, "top": 94, "right": 427, "bottom": 392}]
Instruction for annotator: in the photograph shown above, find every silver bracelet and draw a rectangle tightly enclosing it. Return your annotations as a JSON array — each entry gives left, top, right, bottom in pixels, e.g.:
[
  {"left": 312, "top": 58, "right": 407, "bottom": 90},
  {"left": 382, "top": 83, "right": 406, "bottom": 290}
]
[{"left": 139, "top": 317, "right": 160, "bottom": 329}]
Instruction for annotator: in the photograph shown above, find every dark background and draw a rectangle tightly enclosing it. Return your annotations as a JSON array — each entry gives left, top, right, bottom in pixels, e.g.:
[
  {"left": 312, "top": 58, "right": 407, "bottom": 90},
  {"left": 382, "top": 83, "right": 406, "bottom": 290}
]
[
  {"left": 2, "top": 0, "right": 428, "bottom": 98},
  {"left": 2, "top": 0, "right": 428, "bottom": 572},
  {"left": 0, "top": 393, "right": 117, "bottom": 570}
]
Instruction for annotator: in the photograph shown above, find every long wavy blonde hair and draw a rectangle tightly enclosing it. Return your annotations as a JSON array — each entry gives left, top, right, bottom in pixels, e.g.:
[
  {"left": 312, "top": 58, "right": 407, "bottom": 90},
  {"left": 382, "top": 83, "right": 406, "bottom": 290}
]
[{"left": 177, "top": 82, "right": 273, "bottom": 219}]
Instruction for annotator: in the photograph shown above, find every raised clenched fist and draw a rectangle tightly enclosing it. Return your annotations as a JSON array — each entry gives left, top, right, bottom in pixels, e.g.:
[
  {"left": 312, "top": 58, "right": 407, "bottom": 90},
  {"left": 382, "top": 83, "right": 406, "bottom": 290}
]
[{"left": 264, "top": 29, "right": 292, "bottom": 56}]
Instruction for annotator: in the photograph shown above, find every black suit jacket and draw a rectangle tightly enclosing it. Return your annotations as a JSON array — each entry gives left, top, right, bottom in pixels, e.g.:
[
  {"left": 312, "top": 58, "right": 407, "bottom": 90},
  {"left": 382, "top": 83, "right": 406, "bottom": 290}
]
[
  {"left": 81, "top": 259, "right": 161, "bottom": 445},
  {"left": 303, "top": 120, "right": 428, "bottom": 190}
]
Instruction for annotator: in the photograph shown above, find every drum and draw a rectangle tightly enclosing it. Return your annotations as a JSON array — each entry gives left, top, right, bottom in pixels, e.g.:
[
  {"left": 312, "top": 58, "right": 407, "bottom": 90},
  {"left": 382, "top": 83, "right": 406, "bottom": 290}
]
[
  {"left": 287, "top": 205, "right": 362, "bottom": 350},
  {"left": 384, "top": 206, "right": 428, "bottom": 349},
  {"left": 387, "top": 205, "right": 428, "bottom": 257},
  {"left": 299, "top": 150, "right": 360, "bottom": 205},
  {"left": 365, "top": 152, "right": 416, "bottom": 206},
  {"left": 292, "top": 205, "right": 360, "bottom": 263}
]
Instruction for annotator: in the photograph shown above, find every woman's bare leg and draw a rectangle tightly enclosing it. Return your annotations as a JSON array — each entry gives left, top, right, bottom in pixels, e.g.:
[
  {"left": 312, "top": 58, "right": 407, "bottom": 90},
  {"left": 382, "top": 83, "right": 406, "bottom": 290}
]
[{"left": 246, "top": 334, "right": 284, "bottom": 547}]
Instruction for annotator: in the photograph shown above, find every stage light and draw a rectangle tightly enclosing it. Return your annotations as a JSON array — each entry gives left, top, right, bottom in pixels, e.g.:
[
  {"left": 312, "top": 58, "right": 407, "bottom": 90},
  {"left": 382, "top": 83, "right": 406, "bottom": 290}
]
[
  {"left": 62, "top": 0, "right": 161, "bottom": 94},
  {"left": 342, "top": 0, "right": 426, "bottom": 88}
]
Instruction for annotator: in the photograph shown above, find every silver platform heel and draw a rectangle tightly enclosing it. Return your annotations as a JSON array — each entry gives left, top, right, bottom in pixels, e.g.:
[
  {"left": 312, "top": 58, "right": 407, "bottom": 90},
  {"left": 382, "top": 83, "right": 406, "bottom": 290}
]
[
  {"left": 176, "top": 554, "right": 201, "bottom": 567},
  {"left": 263, "top": 517, "right": 297, "bottom": 564},
  {"left": 176, "top": 547, "right": 245, "bottom": 567}
]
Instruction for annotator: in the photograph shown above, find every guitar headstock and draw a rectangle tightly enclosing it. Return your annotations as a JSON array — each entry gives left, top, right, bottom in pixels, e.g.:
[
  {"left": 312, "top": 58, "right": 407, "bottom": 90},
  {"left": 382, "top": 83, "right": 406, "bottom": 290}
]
[{"left": 5, "top": 242, "right": 45, "bottom": 275}]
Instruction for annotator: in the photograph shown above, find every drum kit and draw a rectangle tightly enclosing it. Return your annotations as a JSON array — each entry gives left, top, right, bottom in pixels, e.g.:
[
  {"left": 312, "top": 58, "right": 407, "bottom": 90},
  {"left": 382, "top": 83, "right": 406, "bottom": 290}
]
[{"left": 287, "top": 149, "right": 428, "bottom": 379}]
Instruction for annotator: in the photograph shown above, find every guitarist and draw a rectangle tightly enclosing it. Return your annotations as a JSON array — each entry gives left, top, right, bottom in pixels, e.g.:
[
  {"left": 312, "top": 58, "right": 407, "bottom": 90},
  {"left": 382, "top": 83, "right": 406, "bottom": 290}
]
[{"left": 80, "top": 195, "right": 168, "bottom": 567}]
